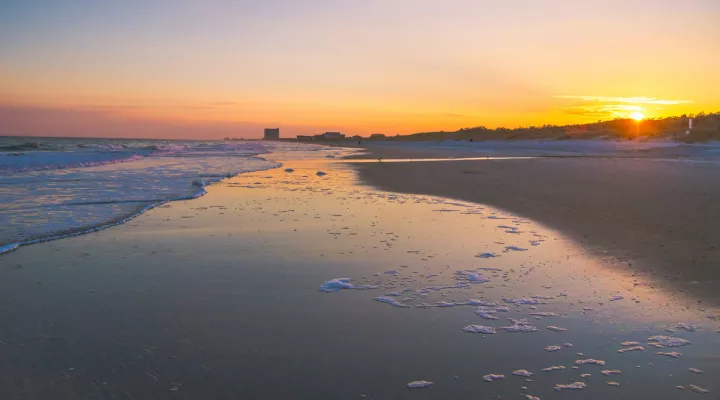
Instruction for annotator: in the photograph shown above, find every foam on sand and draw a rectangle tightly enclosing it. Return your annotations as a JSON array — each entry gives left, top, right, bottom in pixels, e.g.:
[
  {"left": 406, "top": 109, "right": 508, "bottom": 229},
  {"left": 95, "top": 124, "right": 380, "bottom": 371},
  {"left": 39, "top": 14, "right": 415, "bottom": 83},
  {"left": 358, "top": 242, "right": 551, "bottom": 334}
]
[
  {"left": 476, "top": 252, "right": 498, "bottom": 258},
  {"left": 466, "top": 299, "right": 498, "bottom": 307},
  {"left": 676, "top": 323, "right": 698, "bottom": 332},
  {"left": 618, "top": 346, "right": 644, "bottom": 353},
  {"left": 657, "top": 351, "right": 682, "bottom": 358},
  {"left": 501, "top": 318, "right": 538, "bottom": 333},
  {"left": 475, "top": 307, "right": 499, "bottom": 320},
  {"left": 407, "top": 380, "right": 433, "bottom": 389},
  {"left": 574, "top": 359, "right": 606, "bottom": 366},
  {"left": 547, "top": 326, "right": 567, "bottom": 332},
  {"left": 648, "top": 335, "right": 691, "bottom": 347},
  {"left": 690, "top": 385, "right": 710, "bottom": 394},
  {"left": 530, "top": 312, "right": 557, "bottom": 317},
  {"left": 318, "top": 278, "right": 379, "bottom": 293},
  {"left": 553, "top": 382, "right": 586, "bottom": 391},
  {"left": 512, "top": 370, "right": 534, "bottom": 377},
  {"left": 374, "top": 296, "right": 410, "bottom": 308},
  {"left": 463, "top": 325, "right": 496, "bottom": 334},
  {"left": 483, "top": 374, "right": 504, "bottom": 382},
  {"left": 504, "top": 298, "right": 546, "bottom": 305}
]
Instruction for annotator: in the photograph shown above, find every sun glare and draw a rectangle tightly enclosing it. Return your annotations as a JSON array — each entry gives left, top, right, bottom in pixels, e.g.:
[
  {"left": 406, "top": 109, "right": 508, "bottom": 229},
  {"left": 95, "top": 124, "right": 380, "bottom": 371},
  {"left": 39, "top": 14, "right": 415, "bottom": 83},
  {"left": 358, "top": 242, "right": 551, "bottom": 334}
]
[{"left": 630, "top": 112, "right": 645, "bottom": 121}]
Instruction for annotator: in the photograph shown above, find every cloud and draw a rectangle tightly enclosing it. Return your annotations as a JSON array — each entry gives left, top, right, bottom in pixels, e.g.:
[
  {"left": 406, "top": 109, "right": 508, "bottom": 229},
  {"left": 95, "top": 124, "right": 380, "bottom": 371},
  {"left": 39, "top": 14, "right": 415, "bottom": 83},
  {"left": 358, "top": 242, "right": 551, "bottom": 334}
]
[
  {"left": 555, "top": 95, "right": 693, "bottom": 105},
  {"left": 555, "top": 95, "right": 694, "bottom": 118},
  {"left": 562, "top": 104, "right": 644, "bottom": 117},
  {"left": 444, "top": 113, "right": 467, "bottom": 118}
]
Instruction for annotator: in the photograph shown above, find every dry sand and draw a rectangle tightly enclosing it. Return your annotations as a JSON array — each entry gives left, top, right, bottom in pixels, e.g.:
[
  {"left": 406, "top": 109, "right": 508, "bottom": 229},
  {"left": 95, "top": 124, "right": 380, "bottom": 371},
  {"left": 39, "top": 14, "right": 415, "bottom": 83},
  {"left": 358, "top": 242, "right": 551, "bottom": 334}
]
[{"left": 352, "top": 146, "right": 720, "bottom": 303}]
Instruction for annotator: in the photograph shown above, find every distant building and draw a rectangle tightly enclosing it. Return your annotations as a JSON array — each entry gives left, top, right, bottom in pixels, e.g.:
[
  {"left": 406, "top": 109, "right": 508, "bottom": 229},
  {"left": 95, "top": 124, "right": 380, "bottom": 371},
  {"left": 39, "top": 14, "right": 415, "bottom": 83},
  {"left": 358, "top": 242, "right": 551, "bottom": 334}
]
[
  {"left": 370, "top": 134, "right": 386, "bottom": 139},
  {"left": 323, "top": 132, "right": 345, "bottom": 140},
  {"left": 264, "top": 128, "right": 280, "bottom": 140},
  {"left": 296, "top": 135, "right": 313, "bottom": 141},
  {"left": 313, "top": 134, "right": 325, "bottom": 140}
]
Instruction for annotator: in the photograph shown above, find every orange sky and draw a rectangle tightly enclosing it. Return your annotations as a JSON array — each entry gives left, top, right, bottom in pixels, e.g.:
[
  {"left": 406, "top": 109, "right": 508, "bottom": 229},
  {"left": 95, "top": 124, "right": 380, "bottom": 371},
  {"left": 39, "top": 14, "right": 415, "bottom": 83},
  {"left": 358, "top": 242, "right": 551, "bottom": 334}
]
[{"left": 1, "top": 0, "right": 718, "bottom": 138}]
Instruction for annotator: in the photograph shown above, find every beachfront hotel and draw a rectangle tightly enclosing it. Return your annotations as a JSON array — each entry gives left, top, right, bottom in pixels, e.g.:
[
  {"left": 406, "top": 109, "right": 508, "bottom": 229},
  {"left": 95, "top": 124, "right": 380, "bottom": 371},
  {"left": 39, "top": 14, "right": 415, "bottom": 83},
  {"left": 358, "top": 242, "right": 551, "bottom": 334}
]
[{"left": 263, "top": 128, "right": 280, "bottom": 140}]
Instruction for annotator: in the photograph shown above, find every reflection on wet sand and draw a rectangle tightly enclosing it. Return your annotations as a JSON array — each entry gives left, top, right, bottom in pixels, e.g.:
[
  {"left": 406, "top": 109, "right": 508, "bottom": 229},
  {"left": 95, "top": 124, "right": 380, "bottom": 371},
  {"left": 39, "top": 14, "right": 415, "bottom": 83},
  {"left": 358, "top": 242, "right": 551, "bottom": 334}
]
[{"left": 0, "top": 157, "right": 716, "bottom": 399}]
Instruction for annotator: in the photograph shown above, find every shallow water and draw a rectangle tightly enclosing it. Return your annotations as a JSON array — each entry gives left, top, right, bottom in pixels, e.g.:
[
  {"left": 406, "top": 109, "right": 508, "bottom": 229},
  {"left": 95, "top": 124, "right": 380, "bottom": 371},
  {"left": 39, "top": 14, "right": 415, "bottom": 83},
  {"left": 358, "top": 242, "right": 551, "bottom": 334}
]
[
  {"left": 0, "top": 155, "right": 717, "bottom": 399},
  {"left": 0, "top": 138, "right": 340, "bottom": 252}
]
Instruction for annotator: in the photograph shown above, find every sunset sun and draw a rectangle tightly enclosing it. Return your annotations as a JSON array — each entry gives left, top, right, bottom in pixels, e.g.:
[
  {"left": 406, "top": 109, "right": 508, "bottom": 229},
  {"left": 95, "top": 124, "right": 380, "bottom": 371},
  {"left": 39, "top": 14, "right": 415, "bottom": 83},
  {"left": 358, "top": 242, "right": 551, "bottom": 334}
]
[{"left": 630, "top": 112, "right": 645, "bottom": 121}]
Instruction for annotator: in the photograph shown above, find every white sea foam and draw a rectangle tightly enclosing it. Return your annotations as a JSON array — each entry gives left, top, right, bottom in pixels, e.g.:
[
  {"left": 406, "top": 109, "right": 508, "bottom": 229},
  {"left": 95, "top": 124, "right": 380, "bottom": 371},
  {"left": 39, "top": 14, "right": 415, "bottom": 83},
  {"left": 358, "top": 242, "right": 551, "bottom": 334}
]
[
  {"left": 553, "top": 382, "right": 586, "bottom": 391},
  {"left": 689, "top": 368, "right": 703, "bottom": 374},
  {"left": 607, "top": 382, "right": 620, "bottom": 386},
  {"left": 618, "top": 346, "right": 644, "bottom": 353},
  {"left": 690, "top": 385, "right": 710, "bottom": 393},
  {"left": 475, "top": 307, "right": 499, "bottom": 320},
  {"left": 504, "top": 298, "right": 545, "bottom": 305},
  {"left": 512, "top": 370, "right": 534, "bottom": 377},
  {"left": 373, "top": 296, "right": 410, "bottom": 307},
  {"left": 621, "top": 341, "right": 641, "bottom": 346},
  {"left": 476, "top": 252, "right": 497, "bottom": 258},
  {"left": 542, "top": 365, "right": 565, "bottom": 372},
  {"left": 676, "top": 323, "right": 698, "bottom": 332},
  {"left": 0, "top": 243, "right": 20, "bottom": 255},
  {"left": 406, "top": 380, "right": 433, "bottom": 388},
  {"left": 648, "top": 335, "right": 691, "bottom": 347},
  {"left": 530, "top": 312, "right": 557, "bottom": 317},
  {"left": 455, "top": 271, "right": 489, "bottom": 283},
  {"left": 601, "top": 370, "right": 621, "bottom": 376},
  {"left": 547, "top": 326, "right": 567, "bottom": 332},
  {"left": 575, "top": 359, "right": 606, "bottom": 366},
  {"left": 580, "top": 373, "right": 591, "bottom": 378},
  {"left": 463, "top": 325, "right": 496, "bottom": 334},
  {"left": 545, "top": 345, "right": 562, "bottom": 352},
  {"left": 657, "top": 351, "right": 682, "bottom": 358},
  {"left": 483, "top": 374, "right": 504, "bottom": 382},
  {"left": 318, "top": 278, "right": 379, "bottom": 293},
  {"left": 466, "top": 299, "right": 498, "bottom": 307},
  {"left": 501, "top": 318, "right": 538, "bottom": 333}
]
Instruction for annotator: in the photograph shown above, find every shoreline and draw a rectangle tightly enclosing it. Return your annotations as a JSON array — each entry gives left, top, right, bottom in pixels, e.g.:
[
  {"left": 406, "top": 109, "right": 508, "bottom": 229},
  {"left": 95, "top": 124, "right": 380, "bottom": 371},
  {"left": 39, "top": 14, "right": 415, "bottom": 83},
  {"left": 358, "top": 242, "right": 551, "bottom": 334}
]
[
  {"left": 351, "top": 145, "right": 720, "bottom": 303},
  {"left": 1, "top": 155, "right": 717, "bottom": 398}
]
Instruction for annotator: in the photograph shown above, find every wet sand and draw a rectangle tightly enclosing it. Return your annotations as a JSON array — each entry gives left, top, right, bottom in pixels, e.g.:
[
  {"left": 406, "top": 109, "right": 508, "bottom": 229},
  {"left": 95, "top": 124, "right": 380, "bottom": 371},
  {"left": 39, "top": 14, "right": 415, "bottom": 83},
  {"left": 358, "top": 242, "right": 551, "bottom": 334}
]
[
  {"left": 0, "top": 157, "right": 718, "bottom": 399},
  {"left": 351, "top": 147, "right": 720, "bottom": 303}
]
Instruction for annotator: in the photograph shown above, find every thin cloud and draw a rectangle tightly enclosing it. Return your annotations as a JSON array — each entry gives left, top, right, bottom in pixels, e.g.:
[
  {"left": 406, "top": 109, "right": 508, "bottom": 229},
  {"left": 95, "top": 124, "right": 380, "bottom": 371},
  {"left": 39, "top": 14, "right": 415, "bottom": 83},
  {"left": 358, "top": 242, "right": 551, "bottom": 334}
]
[
  {"left": 562, "top": 104, "right": 643, "bottom": 118},
  {"left": 444, "top": 113, "right": 467, "bottom": 118},
  {"left": 555, "top": 95, "right": 693, "bottom": 105}
]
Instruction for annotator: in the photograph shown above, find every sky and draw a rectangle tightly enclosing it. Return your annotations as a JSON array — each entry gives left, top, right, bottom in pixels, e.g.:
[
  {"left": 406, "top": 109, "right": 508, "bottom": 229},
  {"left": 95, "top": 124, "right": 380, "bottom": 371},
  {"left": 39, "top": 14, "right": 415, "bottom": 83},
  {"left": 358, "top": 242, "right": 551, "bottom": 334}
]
[{"left": 1, "top": 0, "right": 719, "bottom": 139}]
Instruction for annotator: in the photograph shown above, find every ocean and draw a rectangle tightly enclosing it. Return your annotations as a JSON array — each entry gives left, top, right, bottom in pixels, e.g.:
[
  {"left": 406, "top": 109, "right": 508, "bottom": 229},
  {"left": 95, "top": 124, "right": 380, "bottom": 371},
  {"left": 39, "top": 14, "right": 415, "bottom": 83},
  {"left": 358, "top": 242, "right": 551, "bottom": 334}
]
[{"left": 0, "top": 136, "right": 337, "bottom": 254}]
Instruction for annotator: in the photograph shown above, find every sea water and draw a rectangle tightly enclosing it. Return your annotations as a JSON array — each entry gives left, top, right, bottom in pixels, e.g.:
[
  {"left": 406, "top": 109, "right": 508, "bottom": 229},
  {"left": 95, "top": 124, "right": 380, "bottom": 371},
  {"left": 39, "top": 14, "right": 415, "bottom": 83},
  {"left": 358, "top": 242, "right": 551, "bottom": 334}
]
[{"left": 0, "top": 137, "right": 337, "bottom": 253}]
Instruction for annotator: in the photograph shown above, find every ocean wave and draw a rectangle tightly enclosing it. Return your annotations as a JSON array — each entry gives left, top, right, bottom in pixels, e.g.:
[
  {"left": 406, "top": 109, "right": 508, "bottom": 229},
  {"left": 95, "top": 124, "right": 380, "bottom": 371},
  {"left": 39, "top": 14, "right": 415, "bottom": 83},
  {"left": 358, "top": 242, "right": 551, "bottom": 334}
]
[{"left": 0, "top": 159, "right": 282, "bottom": 255}]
